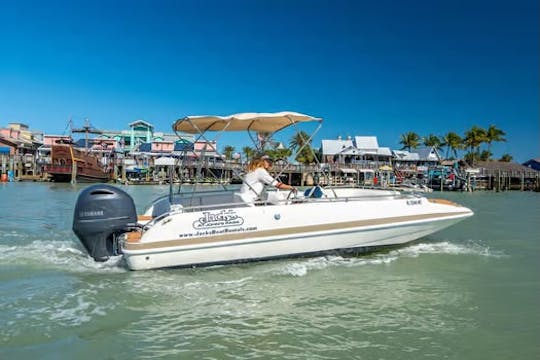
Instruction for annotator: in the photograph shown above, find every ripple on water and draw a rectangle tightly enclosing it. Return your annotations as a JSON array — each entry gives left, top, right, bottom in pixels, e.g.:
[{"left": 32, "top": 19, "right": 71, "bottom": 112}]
[{"left": 0, "top": 237, "right": 496, "bottom": 357}]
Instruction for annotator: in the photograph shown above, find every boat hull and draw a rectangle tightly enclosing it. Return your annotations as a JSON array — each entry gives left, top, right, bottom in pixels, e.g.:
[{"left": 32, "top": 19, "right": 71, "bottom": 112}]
[
  {"left": 46, "top": 144, "right": 111, "bottom": 183},
  {"left": 122, "top": 197, "right": 472, "bottom": 270}
]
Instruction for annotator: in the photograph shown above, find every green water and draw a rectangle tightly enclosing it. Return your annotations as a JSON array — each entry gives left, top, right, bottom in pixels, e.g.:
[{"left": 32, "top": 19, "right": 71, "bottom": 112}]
[{"left": 1, "top": 183, "right": 539, "bottom": 359}]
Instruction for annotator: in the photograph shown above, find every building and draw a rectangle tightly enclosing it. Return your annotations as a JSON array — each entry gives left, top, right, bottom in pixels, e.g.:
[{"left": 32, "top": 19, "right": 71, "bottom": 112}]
[
  {"left": 392, "top": 146, "right": 443, "bottom": 178},
  {"left": 523, "top": 158, "right": 540, "bottom": 171},
  {"left": 0, "top": 123, "right": 43, "bottom": 176},
  {"left": 320, "top": 135, "right": 392, "bottom": 169}
]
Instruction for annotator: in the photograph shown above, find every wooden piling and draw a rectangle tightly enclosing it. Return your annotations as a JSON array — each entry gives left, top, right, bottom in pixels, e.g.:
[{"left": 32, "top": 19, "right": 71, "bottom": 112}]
[{"left": 71, "top": 161, "right": 77, "bottom": 184}]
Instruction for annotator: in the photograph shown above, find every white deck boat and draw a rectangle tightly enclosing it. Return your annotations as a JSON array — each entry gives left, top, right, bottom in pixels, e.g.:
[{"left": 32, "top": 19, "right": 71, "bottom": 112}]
[{"left": 73, "top": 112, "right": 473, "bottom": 270}]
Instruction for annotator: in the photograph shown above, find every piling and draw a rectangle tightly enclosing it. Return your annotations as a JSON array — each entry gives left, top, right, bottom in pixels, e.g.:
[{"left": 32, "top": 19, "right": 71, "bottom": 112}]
[{"left": 71, "top": 161, "right": 77, "bottom": 184}]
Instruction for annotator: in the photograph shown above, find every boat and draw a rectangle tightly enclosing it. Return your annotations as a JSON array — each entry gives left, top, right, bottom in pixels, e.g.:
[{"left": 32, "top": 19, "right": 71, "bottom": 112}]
[
  {"left": 45, "top": 139, "right": 111, "bottom": 182},
  {"left": 72, "top": 112, "right": 473, "bottom": 270}
]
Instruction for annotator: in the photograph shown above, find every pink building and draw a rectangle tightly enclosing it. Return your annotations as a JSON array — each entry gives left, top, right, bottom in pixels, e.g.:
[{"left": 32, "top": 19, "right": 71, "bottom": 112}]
[{"left": 151, "top": 141, "right": 174, "bottom": 153}]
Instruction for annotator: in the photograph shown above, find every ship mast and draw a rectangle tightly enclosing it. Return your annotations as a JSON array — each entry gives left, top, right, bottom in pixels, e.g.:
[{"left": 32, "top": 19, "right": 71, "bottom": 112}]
[{"left": 71, "top": 118, "right": 103, "bottom": 151}]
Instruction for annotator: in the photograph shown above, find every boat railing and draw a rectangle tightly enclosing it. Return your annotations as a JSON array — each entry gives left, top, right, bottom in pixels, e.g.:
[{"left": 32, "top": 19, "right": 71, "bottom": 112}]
[{"left": 143, "top": 187, "right": 409, "bottom": 227}]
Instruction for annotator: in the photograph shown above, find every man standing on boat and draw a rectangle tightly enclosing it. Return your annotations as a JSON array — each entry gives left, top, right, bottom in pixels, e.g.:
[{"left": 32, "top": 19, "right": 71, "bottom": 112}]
[{"left": 238, "top": 155, "right": 296, "bottom": 204}]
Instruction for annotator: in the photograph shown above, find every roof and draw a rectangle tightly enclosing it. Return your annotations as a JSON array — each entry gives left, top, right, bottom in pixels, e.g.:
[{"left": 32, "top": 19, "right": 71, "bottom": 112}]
[
  {"left": 173, "top": 111, "right": 321, "bottom": 134},
  {"left": 393, "top": 150, "right": 419, "bottom": 161},
  {"left": 129, "top": 120, "right": 154, "bottom": 129},
  {"left": 338, "top": 145, "right": 364, "bottom": 155},
  {"left": 377, "top": 147, "right": 392, "bottom": 157},
  {"left": 523, "top": 159, "right": 540, "bottom": 171},
  {"left": 321, "top": 139, "right": 354, "bottom": 155},
  {"left": 476, "top": 161, "right": 540, "bottom": 173},
  {"left": 139, "top": 143, "right": 152, "bottom": 152},
  {"left": 416, "top": 147, "right": 441, "bottom": 161},
  {"left": 174, "top": 141, "right": 194, "bottom": 152},
  {"left": 354, "top": 136, "right": 379, "bottom": 150}
]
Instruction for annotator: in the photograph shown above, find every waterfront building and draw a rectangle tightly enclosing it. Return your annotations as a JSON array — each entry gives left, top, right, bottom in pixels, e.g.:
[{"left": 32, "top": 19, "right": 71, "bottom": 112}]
[
  {"left": 0, "top": 136, "right": 17, "bottom": 156},
  {"left": 320, "top": 135, "right": 392, "bottom": 168},
  {"left": 523, "top": 158, "right": 540, "bottom": 171},
  {"left": 0, "top": 123, "right": 43, "bottom": 177},
  {"left": 392, "top": 146, "right": 442, "bottom": 179},
  {"left": 319, "top": 135, "right": 393, "bottom": 185}
]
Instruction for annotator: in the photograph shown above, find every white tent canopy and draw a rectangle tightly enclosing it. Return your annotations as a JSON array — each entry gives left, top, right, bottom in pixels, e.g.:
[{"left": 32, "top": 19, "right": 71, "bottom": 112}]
[
  {"left": 173, "top": 111, "right": 322, "bottom": 134},
  {"left": 154, "top": 157, "right": 176, "bottom": 166}
]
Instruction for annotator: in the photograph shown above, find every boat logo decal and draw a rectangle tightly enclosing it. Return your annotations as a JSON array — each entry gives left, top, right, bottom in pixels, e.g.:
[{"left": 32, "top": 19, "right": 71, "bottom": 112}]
[
  {"left": 192, "top": 209, "right": 244, "bottom": 229},
  {"left": 406, "top": 199, "right": 422, "bottom": 206}
]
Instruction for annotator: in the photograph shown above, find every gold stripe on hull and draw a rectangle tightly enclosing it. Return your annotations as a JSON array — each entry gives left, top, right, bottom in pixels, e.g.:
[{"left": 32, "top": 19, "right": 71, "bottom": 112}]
[{"left": 124, "top": 211, "right": 471, "bottom": 252}]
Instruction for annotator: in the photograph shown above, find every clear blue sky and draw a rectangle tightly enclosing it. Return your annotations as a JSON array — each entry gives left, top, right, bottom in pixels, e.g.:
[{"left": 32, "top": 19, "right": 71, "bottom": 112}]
[{"left": 1, "top": 0, "right": 538, "bottom": 162}]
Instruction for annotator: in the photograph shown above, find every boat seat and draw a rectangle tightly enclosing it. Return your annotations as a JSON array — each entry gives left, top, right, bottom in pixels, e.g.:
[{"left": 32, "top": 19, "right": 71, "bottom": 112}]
[{"left": 304, "top": 186, "right": 324, "bottom": 198}]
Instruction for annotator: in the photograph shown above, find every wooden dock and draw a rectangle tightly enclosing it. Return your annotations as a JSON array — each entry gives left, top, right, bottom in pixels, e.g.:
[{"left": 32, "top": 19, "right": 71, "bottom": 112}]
[{"left": 468, "top": 161, "right": 540, "bottom": 191}]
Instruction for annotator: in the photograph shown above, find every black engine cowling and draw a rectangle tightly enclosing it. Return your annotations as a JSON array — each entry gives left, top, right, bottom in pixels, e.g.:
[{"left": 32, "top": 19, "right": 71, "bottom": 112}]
[{"left": 73, "top": 184, "right": 137, "bottom": 261}]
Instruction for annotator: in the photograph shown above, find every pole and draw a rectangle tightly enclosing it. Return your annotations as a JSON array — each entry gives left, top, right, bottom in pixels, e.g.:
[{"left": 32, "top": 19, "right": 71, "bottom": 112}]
[{"left": 71, "top": 160, "right": 77, "bottom": 184}]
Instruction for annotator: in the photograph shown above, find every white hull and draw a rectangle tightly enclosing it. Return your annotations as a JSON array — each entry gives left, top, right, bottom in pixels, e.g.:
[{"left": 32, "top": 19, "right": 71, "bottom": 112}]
[{"left": 122, "top": 191, "right": 472, "bottom": 270}]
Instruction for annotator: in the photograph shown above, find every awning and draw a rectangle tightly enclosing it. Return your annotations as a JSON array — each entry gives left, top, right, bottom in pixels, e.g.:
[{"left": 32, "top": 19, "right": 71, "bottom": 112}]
[
  {"left": 154, "top": 157, "right": 176, "bottom": 166},
  {"left": 173, "top": 111, "right": 321, "bottom": 134},
  {"left": 340, "top": 168, "right": 357, "bottom": 174}
]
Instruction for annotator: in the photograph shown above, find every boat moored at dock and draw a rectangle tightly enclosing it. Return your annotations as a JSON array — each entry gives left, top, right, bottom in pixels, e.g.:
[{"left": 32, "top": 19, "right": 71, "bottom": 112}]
[{"left": 45, "top": 140, "right": 111, "bottom": 183}]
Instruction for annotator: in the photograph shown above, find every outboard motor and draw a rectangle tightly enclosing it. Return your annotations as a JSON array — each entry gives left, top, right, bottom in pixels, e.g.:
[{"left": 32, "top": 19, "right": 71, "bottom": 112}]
[{"left": 73, "top": 184, "right": 137, "bottom": 261}]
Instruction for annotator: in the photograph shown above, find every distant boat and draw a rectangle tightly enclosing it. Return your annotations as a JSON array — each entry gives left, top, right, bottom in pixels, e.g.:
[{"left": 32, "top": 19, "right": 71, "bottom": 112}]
[{"left": 45, "top": 140, "right": 111, "bottom": 183}]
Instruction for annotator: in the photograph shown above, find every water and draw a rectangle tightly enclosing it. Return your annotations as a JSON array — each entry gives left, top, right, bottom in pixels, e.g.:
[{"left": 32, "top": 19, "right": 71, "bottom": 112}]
[{"left": 1, "top": 182, "right": 539, "bottom": 359}]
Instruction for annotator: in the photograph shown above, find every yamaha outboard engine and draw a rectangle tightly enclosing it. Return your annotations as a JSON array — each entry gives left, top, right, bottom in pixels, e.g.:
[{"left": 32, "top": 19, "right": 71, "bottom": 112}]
[{"left": 73, "top": 184, "right": 137, "bottom": 261}]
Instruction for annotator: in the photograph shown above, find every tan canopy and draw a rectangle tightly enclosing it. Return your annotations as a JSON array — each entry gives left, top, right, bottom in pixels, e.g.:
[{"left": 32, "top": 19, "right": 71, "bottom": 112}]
[{"left": 173, "top": 111, "right": 322, "bottom": 134}]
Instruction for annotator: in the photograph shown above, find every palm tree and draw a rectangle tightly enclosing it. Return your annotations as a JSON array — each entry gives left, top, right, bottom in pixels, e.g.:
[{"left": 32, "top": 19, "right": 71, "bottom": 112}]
[
  {"left": 479, "top": 150, "right": 492, "bottom": 161},
  {"left": 499, "top": 153, "right": 513, "bottom": 162},
  {"left": 485, "top": 125, "right": 506, "bottom": 156},
  {"left": 242, "top": 146, "right": 255, "bottom": 163},
  {"left": 290, "top": 131, "right": 314, "bottom": 165},
  {"left": 423, "top": 134, "right": 443, "bottom": 151},
  {"left": 463, "top": 126, "right": 487, "bottom": 165},
  {"left": 289, "top": 131, "right": 311, "bottom": 151},
  {"left": 441, "top": 132, "right": 462, "bottom": 160},
  {"left": 266, "top": 148, "right": 292, "bottom": 161},
  {"left": 223, "top": 145, "right": 235, "bottom": 160},
  {"left": 399, "top": 132, "right": 420, "bottom": 151}
]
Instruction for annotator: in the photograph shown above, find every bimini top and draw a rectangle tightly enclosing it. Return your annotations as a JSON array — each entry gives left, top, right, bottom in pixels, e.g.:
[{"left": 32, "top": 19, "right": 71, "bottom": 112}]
[{"left": 173, "top": 111, "right": 322, "bottom": 134}]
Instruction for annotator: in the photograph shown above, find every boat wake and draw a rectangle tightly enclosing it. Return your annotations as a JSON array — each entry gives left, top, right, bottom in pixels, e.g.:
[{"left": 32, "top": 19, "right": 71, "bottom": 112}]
[
  {"left": 0, "top": 237, "right": 502, "bottom": 276},
  {"left": 0, "top": 239, "right": 126, "bottom": 273},
  {"left": 275, "top": 240, "right": 504, "bottom": 277},
  {"left": 389, "top": 240, "right": 505, "bottom": 258}
]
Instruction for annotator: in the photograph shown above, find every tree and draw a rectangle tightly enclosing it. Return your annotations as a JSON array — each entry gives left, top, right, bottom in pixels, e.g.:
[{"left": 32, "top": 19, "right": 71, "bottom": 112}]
[
  {"left": 266, "top": 148, "right": 292, "bottom": 161},
  {"left": 485, "top": 125, "right": 506, "bottom": 156},
  {"left": 499, "top": 154, "right": 513, "bottom": 162},
  {"left": 223, "top": 145, "right": 235, "bottom": 160},
  {"left": 399, "top": 132, "right": 420, "bottom": 151},
  {"left": 289, "top": 131, "right": 315, "bottom": 164},
  {"left": 441, "top": 132, "right": 463, "bottom": 160},
  {"left": 423, "top": 134, "right": 443, "bottom": 151},
  {"left": 242, "top": 146, "right": 255, "bottom": 163},
  {"left": 479, "top": 150, "right": 492, "bottom": 161},
  {"left": 463, "top": 126, "right": 487, "bottom": 165}
]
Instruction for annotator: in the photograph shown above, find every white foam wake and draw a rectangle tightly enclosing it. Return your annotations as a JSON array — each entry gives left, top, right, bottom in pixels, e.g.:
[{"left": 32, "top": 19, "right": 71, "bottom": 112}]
[
  {"left": 276, "top": 240, "right": 503, "bottom": 277},
  {"left": 0, "top": 240, "right": 126, "bottom": 273}
]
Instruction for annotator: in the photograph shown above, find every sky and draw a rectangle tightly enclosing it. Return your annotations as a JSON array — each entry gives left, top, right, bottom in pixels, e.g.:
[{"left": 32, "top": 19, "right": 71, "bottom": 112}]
[{"left": 1, "top": 0, "right": 538, "bottom": 162}]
